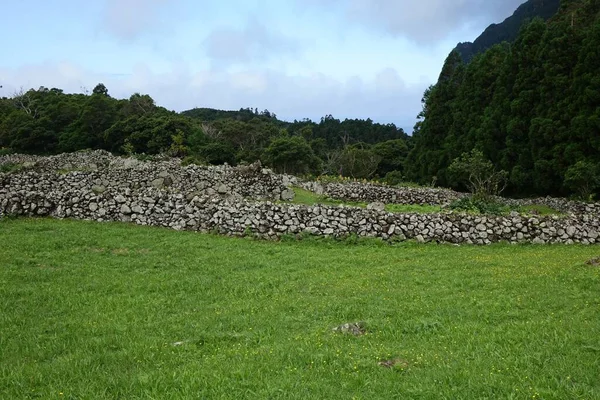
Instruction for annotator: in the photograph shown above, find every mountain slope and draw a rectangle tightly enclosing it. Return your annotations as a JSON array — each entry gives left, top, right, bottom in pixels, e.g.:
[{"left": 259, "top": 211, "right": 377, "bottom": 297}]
[
  {"left": 406, "top": 0, "right": 600, "bottom": 198},
  {"left": 455, "top": 0, "right": 560, "bottom": 62}
]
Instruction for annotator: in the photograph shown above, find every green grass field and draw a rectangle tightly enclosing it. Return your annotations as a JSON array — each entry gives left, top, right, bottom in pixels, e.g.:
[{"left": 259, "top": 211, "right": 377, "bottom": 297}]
[{"left": 1, "top": 218, "right": 600, "bottom": 399}]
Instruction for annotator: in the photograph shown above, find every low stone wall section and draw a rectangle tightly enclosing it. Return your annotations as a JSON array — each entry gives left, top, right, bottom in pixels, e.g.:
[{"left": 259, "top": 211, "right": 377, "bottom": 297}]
[
  {"left": 303, "top": 180, "right": 600, "bottom": 215},
  {"left": 301, "top": 181, "right": 466, "bottom": 205},
  {"left": 0, "top": 150, "right": 293, "bottom": 202},
  {"left": 500, "top": 196, "right": 600, "bottom": 215}
]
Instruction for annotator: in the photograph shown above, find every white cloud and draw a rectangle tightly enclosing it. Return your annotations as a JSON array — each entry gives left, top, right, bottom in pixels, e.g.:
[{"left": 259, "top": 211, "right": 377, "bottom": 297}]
[
  {"left": 203, "top": 18, "right": 301, "bottom": 66},
  {"left": 102, "top": 0, "right": 170, "bottom": 40},
  {"left": 301, "top": 0, "right": 526, "bottom": 44}
]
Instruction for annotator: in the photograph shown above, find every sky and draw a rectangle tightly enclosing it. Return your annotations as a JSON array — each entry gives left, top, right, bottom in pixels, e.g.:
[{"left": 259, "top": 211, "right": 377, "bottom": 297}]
[{"left": 0, "top": 0, "right": 525, "bottom": 132}]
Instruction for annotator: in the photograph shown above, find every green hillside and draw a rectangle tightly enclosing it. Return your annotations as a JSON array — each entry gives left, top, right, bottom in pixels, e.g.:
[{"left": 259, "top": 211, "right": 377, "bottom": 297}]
[
  {"left": 407, "top": 0, "right": 600, "bottom": 198},
  {"left": 455, "top": 0, "right": 560, "bottom": 62}
]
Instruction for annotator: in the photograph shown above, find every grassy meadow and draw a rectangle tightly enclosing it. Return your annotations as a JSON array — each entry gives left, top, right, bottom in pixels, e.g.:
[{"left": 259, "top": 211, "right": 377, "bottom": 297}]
[{"left": 1, "top": 218, "right": 600, "bottom": 399}]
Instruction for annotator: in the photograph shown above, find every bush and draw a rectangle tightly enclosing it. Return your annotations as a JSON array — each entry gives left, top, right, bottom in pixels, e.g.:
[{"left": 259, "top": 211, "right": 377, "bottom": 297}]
[
  {"left": 448, "top": 149, "right": 508, "bottom": 200},
  {"left": 382, "top": 171, "right": 404, "bottom": 186},
  {"left": 0, "top": 163, "right": 24, "bottom": 174},
  {"left": 564, "top": 160, "right": 600, "bottom": 201}
]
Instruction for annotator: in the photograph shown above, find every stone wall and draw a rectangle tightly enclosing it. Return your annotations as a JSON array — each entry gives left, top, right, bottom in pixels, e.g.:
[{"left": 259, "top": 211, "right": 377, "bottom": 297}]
[
  {"left": 1, "top": 150, "right": 294, "bottom": 203},
  {"left": 1, "top": 152, "right": 599, "bottom": 245},
  {"left": 500, "top": 196, "right": 600, "bottom": 215},
  {"left": 301, "top": 181, "right": 466, "bottom": 205},
  {"left": 303, "top": 180, "right": 600, "bottom": 215}
]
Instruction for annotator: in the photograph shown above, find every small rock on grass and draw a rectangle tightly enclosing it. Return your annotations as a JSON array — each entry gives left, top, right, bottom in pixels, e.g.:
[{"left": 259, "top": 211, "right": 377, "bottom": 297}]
[
  {"left": 378, "top": 358, "right": 409, "bottom": 370},
  {"left": 332, "top": 322, "right": 366, "bottom": 336},
  {"left": 585, "top": 257, "right": 600, "bottom": 267}
]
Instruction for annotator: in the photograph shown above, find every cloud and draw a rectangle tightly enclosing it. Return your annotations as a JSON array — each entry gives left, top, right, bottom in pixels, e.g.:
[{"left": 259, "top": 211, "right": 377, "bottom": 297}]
[
  {"left": 203, "top": 18, "right": 301, "bottom": 66},
  {"left": 102, "top": 0, "right": 169, "bottom": 40},
  {"left": 302, "top": 0, "right": 526, "bottom": 44},
  {"left": 0, "top": 62, "right": 424, "bottom": 132}
]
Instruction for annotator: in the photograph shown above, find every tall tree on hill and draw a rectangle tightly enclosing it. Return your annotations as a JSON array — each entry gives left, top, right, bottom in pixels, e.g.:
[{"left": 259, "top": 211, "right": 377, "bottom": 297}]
[{"left": 405, "top": 50, "right": 464, "bottom": 185}]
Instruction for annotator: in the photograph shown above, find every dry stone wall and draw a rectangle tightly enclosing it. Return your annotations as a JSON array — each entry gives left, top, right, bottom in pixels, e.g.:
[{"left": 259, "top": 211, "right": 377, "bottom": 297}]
[
  {"left": 301, "top": 181, "right": 466, "bottom": 205},
  {"left": 1, "top": 151, "right": 599, "bottom": 245}
]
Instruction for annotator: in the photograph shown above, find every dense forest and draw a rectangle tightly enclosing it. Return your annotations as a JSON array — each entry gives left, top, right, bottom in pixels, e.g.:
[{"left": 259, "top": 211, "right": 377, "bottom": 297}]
[
  {"left": 0, "top": 85, "right": 409, "bottom": 180},
  {"left": 407, "top": 0, "right": 600, "bottom": 198},
  {"left": 455, "top": 0, "right": 560, "bottom": 63}
]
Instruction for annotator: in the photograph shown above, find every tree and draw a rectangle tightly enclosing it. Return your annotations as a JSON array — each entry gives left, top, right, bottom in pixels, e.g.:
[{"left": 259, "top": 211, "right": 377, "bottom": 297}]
[
  {"left": 564, "top": 161, "right": 600, "bottom": 200},
  {"left": 448, "top": 149, "right": 508, "bottom": 200},
  {"left": 198, "top": 142, "right": 236, "bottom": 165},
  {"left": 263, "top": 136, "right": 319, "bottom": 175},
  {"left": 338, "top": 145, "right": 382, "bottom": 179},
  {"left": 372, "top": 139, "right": 409, "bottom": 176},
  {"left": 125, "top": 93, "right": 156, "bottom": 116},
  {"left": 92, "top": 83, "right": 109, "bottom": 96},
  {"left": 12, "top": 88, "right": 38, "bottom": 118}
]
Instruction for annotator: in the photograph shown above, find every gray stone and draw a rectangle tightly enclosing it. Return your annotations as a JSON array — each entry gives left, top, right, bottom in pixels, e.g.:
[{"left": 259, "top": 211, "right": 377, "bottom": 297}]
[
  {"left": 151, "top": 178, "right": 165, "bottom": 189},
  {"left": 367, "top": 202, "right": 385, "bottom": 211},
  {"left": 89, "top": 202, "right": 98, "bottom": 212},
  {"left": 516, "top": 232, "right": 524, "bottom": 240},
  {"left": 280, "top": 189, "right": 295, "bottom": 201},
  {"left": 217, "top": 184, "right": 229, "bottom": 194},
  {"left": 332, "top": 322, "right": 366, "bottom": 336},
  {"left": 132, "top": 205, "right": 144, "bottom": 214},
  {"left": 115, "top": 194, "right": 126, "bottom": 203},
  {"left": 121, "top": 204, "right": 131, "bottom": 214},
  {"left": 91, "top": 185, "right": 106, "bottom": 194}
]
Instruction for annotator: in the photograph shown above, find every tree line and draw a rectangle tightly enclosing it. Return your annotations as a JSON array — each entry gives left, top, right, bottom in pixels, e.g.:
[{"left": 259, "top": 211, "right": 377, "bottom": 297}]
[{"left": 0, "top": 84, "right": 409, "bottom": 181}]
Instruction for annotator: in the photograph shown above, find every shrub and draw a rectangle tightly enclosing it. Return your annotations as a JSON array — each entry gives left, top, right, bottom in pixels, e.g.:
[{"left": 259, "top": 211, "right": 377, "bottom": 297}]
[
  {"left": 382, "top": 171, "right": 404, "bottom": 186},
  {"left": 448, "top": 149, "right": 508, "bottom": 200},
  {"left": 0, "top": 163, "right": 23, "bottom": 174},
  {"left": 564, "top": 160, "right": 600, "bottom": 201}
]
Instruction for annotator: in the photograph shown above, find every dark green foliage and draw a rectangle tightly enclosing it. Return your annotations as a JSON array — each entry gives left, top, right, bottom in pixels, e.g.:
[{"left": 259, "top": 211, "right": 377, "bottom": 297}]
[
  {"left": 409, "top": 0, "right": 600, "bottom": 198},
  {"left": 381, "top": 170, "right": 405, "bottom": 186},
  {"left": 337, "top": 145, "right": 382, "bottom": 179},
  {"left": 455, "top": 0, "right": 560, "bottom": 62},
  {"left": 372, "top": 139, "right": 409, "bottom": 176},
  {"left": 448, "top": 149, "right": 508, "bottom": 200},
  {"left": 0, "top": 84, "right": 409, "bottom": 180},
  {"left": 0, "top": 85, "right": 197, "bottom": 157},
  {"left": 563, "top": 160, "right": 600, "bottom": 200},
  {"left": 263, "top": 135, "right": 319, "bottom": 174},
  {"left": 0, "top": 162, "right": 23, "bottom": 174}
]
